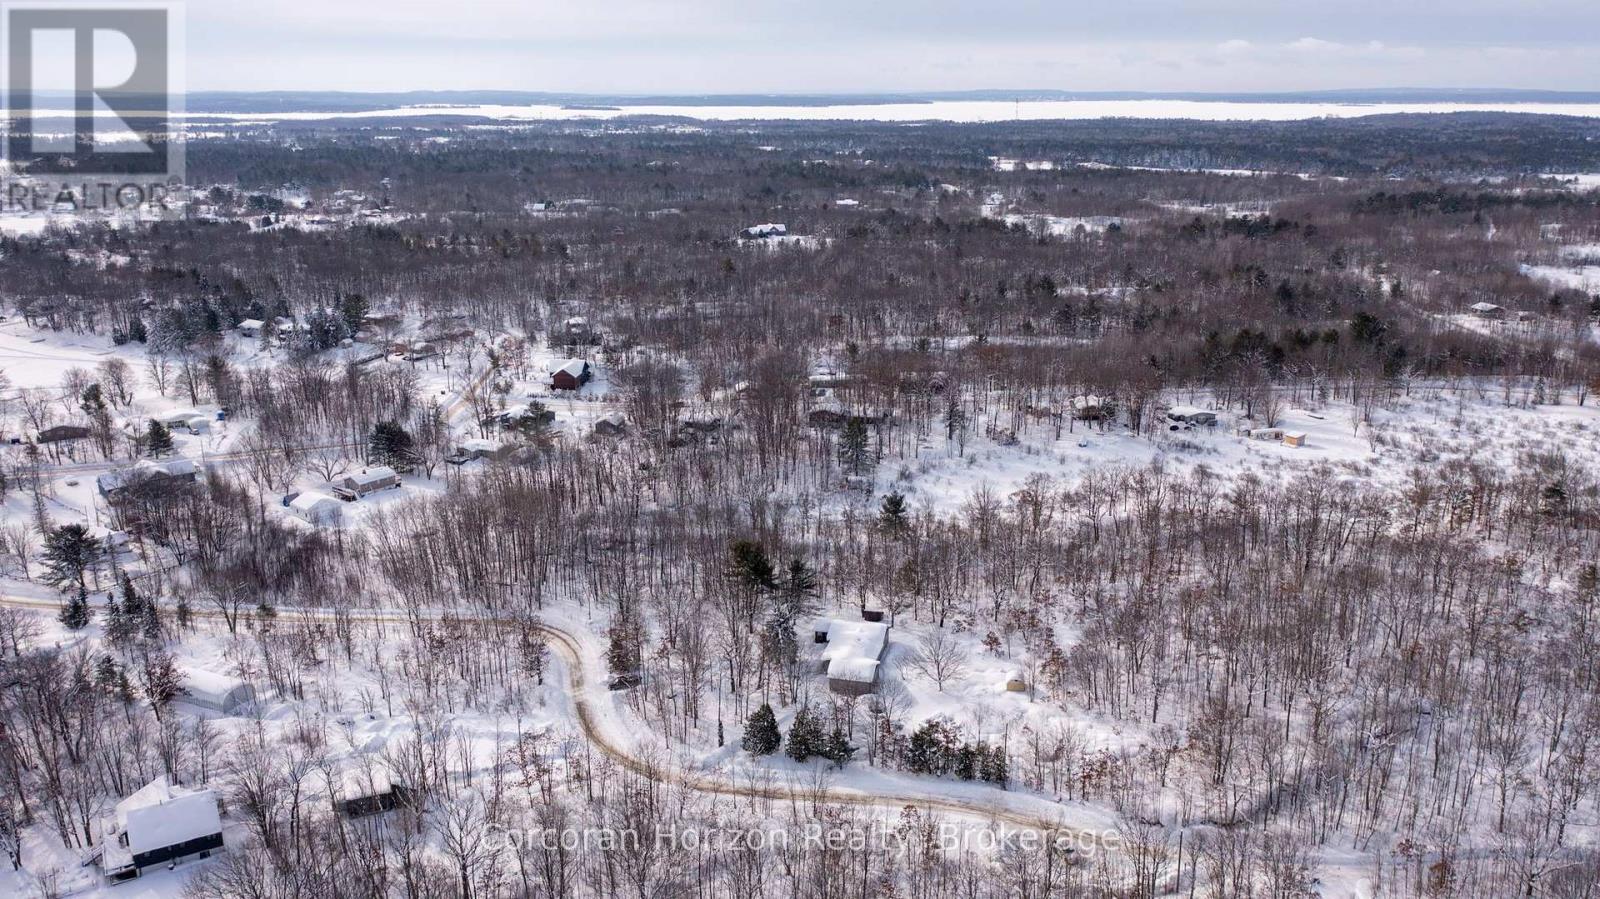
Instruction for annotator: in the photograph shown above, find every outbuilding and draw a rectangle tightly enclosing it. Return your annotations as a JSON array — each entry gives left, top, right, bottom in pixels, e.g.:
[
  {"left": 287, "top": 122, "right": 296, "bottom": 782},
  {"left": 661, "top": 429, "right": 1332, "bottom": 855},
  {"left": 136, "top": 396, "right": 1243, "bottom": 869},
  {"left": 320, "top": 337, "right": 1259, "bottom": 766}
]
[
  {"left": 178, "top": 666, "right": 256, "bottom": 715},
  {"left": 237, "top": 319, "right": 265, "bottom": 337}
]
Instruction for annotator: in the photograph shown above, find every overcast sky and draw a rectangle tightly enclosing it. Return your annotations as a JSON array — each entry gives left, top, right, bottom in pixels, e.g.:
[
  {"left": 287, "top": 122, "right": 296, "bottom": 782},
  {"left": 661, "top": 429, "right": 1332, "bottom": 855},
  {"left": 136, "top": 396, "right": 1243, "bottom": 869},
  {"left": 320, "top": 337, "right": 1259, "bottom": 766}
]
[{"left": 185, "top": 1, "right": 1600, "bottom": 93}]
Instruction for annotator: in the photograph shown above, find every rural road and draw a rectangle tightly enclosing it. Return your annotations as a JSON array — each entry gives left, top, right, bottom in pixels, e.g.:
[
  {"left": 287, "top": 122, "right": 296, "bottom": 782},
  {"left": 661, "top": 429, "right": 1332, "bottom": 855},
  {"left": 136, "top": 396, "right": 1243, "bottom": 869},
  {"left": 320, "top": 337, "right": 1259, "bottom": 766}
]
[{"left": 0, "top": 591, "right": 1111, "bottom": 855}]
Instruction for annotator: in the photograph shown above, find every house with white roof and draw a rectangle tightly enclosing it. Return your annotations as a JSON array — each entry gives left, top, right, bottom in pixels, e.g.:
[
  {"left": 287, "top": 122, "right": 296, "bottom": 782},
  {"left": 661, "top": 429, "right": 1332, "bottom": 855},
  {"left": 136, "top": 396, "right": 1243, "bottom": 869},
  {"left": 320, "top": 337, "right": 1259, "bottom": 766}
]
[
  {"left": 96, "top": 458, "right": 200, "bottom": 498},
  {"left": 740, "top": 223, "right": 788, "bottom": 239},
  {"left": 289, "top": 490, "right": 344, "bottom": 525},
  {"left": 332, "top": 466, "right": 401, "bottom": 500},
  {"left": 813, "top": 618, "right": 892, "bottom": 696},
  {"left": 237, "top": 318, "right": 265, "bottom": 337},
  {"left": 99, "top": 777, "right": 223, "bottom": 882}
]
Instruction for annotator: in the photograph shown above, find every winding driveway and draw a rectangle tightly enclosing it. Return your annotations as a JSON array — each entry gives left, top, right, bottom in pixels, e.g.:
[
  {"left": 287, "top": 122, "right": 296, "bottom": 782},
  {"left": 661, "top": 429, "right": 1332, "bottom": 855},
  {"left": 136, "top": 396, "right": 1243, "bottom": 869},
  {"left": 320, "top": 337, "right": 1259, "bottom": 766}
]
[{"left": 0, "top": 591, "right": 1111, "bottom": 854}]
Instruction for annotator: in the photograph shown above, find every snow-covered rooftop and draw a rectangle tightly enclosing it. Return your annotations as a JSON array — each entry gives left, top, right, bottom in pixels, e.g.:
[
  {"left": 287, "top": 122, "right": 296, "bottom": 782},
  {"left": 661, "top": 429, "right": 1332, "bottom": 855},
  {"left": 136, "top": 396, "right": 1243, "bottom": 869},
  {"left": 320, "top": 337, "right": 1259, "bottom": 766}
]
[
  {"left": 552, "top": 358, "right": 588, "bottom": 378},
  {"left": 820, "top": 619, "right": 890, "bottom": 683},
  {"left": 113, "top": 778, "right": 222, "bottom": 857},
  {"left": 344, "top": 466, "right": 398, "bottom": 486}
]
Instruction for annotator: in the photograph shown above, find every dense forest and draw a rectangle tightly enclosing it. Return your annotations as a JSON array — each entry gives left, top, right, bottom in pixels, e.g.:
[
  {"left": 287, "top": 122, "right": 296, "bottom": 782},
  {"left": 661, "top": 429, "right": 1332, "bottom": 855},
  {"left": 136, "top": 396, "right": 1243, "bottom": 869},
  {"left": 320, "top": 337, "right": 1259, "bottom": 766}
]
[{"left": 0, "top": 113, "right": 1599, "bottom": 897}]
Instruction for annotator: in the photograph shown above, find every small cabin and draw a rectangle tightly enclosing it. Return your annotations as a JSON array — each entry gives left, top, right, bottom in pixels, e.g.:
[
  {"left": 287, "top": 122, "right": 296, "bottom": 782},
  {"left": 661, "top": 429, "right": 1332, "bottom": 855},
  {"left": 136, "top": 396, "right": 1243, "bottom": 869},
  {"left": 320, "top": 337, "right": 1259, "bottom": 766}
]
[
  {"left": 1282, "top": 431, "right": 1307, "bottom": 448},
  {"left": 237, "top": 318, "right": 265, "bottom": 338},
  {"left": 1469, "top": 302, "right": 1506, "bottom": 319}
]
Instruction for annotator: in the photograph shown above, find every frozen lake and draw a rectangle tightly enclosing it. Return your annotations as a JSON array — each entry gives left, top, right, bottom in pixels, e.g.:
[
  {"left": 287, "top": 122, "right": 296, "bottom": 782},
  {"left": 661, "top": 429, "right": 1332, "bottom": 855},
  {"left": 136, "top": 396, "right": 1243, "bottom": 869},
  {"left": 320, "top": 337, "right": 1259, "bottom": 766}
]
[{"left": 190, "top": 98, "right": 1600, "bottom": 123}]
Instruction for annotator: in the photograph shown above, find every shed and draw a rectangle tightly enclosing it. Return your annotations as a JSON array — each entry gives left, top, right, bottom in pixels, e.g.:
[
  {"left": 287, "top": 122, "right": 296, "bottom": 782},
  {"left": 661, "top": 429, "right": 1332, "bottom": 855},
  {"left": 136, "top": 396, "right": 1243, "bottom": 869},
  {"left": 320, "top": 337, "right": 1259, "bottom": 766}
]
[
  {"left": 178, "top": 667, "right": 256, "bottom": 715},
  {"left": 1005, "top": 671, "right": 1028, "bottom": 693},
  {"left": 1282, "top": 431, "right": 1307, "bottom": 448},
  {"left": 237, "top": 319, "right": 265, "bottom": 337},
  {"left": 101, "top": 778, "right": 223, "bottom": 881},
  {"left": 320, "top": 765, "right": 403, "bottom": 818},
  {"left": 1469, "top": 302, "right": 1506, "bottom": 318},
  {"left": 289, "top": 490, "right": 343, "bottom": 525}
]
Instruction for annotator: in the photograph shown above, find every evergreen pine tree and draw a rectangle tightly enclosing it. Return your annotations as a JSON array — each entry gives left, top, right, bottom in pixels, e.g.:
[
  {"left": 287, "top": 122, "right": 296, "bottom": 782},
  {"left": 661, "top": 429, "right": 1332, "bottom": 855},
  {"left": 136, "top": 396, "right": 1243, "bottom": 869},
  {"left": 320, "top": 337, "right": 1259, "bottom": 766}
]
[
  {"left": 41, "top": 523, "right": 101, "bottom": 592},
  {"left": 139, "top": 595, "right": 162, "bottom": 642},
  {"left": 838, "top": 416, "right": 872, "bottom": 475},
  {"left": 369, "top": 420, "right": 417, "bottom": 469},
  {"left": 94, "top": 654, "right": 121, "bottom": 692},
  {"left": 822, "top": 724, "right": 854, "bottom": 767},
  {"left": 786, "top": 704, "right": 825, "bottom": 762},
  {"left": 907, "top": 718, "right": 962, "bottom": 775},
  {"left": 729, "top": 540, "right": 779, "bottom": 592},
  {"left": 141, "top": 650, "right": 185, "bottom": 717},
  {"left": 878, "top": 490, "right": 910, "bottom": 535},
  {"left": 145, "top": 419, "right": 175, "bottom": 457},
  {"left": 741, "top": 703, "right": 782, "bottom": 755},
  {"left": 103, "top": 591, "right": 135, "bottom": 645},
  {"left": 340, "top": 292, "right": 371, "bottom": 335},
  {"left": 59, "top": 585, "right": 91, "bottom": 630},
  {"left": 784, "top": 558, "right": 818, "bottom": 605},
  {"left": 607, "top": 615, "right": 643, "bottom": 680}
]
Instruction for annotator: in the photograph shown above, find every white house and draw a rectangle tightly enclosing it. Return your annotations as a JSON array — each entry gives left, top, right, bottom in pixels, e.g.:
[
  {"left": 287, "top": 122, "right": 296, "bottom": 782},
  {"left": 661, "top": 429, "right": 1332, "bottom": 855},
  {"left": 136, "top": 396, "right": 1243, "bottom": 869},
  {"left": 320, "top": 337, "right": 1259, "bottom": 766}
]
[
  {"left": 289, "top": 490, "right": 344, "bottom": 525},
  {"left": 100, "top": 778, "right": 223, "bottom": 882},
  {"left": 237, "top": 318, "right": 265, "bottom": 337},
  {"left": 814, "top": 619, "right": 891, "bottom": 696},
  {"left": 178, "top": 666, "right": 256, "bottom": 715}
]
